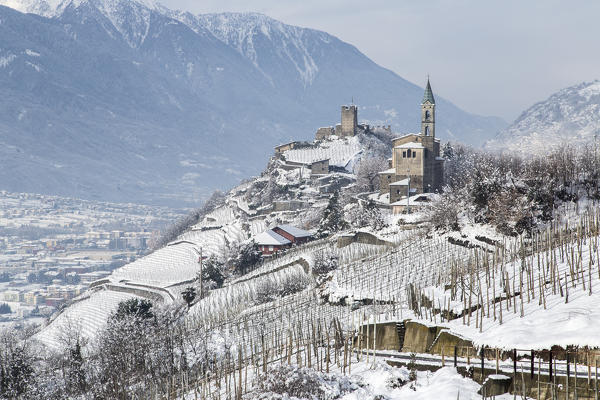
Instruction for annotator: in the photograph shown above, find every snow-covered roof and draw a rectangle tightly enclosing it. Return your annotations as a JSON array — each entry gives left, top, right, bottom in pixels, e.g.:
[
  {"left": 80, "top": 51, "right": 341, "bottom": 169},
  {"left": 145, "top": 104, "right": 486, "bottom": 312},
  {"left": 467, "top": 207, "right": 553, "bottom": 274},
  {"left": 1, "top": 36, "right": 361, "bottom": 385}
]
[
  {"left": 395, "top": 142, "right": 424, "bottom": 149},
  {"left": 378, "top": 168, "right": 396, "bottom": 174},
  {"left": 391, "top": 193, "right": 437, "bottom": 206},
  {"left": 392, "top": 133, "right": 419, "bottom": 141},
  {"left": 390, "top": 178, "right": 410, "bottom": 186},
  {"left": 254, "top": 230, "right": 291, "bottom": 246},
  {"left": 275, "top": 224, "right": 312, "bottom": 238}
]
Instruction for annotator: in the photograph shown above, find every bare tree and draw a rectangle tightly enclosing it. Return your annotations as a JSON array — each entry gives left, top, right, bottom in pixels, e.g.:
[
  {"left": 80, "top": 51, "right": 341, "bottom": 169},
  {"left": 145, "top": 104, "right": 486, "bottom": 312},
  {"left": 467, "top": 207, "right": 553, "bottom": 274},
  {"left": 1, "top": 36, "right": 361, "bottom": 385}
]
[{"left": 355, "top": 156, "right": 388, "bottom": 193}]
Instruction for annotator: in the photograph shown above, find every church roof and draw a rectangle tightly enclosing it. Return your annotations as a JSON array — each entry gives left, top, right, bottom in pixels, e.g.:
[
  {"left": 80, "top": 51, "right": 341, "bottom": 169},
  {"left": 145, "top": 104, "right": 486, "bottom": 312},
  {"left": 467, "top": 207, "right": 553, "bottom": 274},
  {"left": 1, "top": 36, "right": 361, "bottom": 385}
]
[
  {"left": 395, "top": 142, "right": 424, "bottom": 149},
  {"left": 422, "top": 78, "right": 435, "bottom": 104},
  {"left": 390, "top": 178, "right": 410, "bottom": 186}
]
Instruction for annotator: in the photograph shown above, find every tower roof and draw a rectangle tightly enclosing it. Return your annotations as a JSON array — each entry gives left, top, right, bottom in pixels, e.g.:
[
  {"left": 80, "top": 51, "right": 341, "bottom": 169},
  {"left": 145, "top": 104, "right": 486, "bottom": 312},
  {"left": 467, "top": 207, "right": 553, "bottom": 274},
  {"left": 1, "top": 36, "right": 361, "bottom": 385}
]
[{"left": 422, "top": 78, "right": 435, "bottom": 104}]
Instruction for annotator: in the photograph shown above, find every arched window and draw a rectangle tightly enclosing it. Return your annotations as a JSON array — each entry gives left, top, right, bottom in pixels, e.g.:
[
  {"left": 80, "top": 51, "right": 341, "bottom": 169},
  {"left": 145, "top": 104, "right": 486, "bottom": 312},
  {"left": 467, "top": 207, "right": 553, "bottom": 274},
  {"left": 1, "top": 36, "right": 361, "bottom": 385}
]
[
  {"left": 425, "top": 126, "right": 430, "bottom": 136},
  {"left": 425, "top": 110, "right": 430, "bottom": 120}
]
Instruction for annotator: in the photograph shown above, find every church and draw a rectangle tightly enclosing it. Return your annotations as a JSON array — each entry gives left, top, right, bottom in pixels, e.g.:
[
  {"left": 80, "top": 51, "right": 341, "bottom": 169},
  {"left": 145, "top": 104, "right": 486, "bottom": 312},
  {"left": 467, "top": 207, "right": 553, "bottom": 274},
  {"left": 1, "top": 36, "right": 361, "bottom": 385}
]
[{"left": 378, "top": 79, "right": 444, "bottom": 203}]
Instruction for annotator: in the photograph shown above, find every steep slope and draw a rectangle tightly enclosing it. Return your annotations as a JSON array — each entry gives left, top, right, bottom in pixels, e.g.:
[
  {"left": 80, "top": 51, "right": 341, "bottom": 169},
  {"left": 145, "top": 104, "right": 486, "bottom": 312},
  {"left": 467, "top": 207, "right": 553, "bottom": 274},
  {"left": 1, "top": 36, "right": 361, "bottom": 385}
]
[
  {"left": 485, "top": 80, "right": 600, "bottom": 153},
  {"left": 0, "top": 0, "right": 505, "bottom": 206}
]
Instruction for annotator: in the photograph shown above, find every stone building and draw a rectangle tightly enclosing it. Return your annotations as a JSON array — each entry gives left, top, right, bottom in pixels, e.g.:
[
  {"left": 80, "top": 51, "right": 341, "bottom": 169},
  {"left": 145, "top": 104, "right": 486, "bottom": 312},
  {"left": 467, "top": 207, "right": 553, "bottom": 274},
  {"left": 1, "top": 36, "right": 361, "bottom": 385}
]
[
  {"left": 316, "top": 105, "right": 360, "bottom": 139},
  {"left": 379, "top": 79, "right": 444, "bottom": 203},
  {"left": 338, "top": 105, "right": 357, "bottom": 137}
]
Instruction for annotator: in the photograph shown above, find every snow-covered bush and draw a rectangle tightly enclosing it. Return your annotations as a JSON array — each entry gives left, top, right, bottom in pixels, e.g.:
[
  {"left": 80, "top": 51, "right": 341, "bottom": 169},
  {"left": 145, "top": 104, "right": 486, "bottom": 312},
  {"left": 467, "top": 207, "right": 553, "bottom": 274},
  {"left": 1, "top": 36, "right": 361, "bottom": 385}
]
[
  {"left": 243, "top": 364, "right": 358, "bottom": 400},
  {"left": 312, "top": 251, "right": 339, "bottom": 276},
  {"left": 318, "top": 191, "right": 347, "bottom": 236},
  {"left": 254, "top": 271, "right": 311, "bottom": 305},
  {"left": 346, "top": 200, "right": 386, "bottom": 230},
  {"left": 232, "top": 241, "right": 262, "bottom": 275},
  {"left": 427, "top": 187, "right": 464, "bottom": 231}
]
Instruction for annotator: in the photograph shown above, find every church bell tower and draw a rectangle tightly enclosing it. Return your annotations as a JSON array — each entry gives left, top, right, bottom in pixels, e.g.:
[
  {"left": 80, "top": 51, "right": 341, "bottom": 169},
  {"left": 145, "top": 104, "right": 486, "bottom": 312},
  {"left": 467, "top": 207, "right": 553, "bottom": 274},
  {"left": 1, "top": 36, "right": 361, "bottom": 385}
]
[{"left": 421, "top": 78, "right": 435, "bottom": 137}]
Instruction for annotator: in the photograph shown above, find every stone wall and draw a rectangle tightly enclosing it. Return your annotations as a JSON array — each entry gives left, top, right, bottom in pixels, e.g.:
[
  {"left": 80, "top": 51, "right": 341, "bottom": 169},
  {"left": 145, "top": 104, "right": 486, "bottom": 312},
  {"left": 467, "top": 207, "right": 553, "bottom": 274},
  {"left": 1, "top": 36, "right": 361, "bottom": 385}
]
[
  {"left": 336, "top": 231, "right": 394, "bottom": 248},
  {"left": 315, "top": 127, "right": 334, "bottom": 140},
  {"left": 341, "top": 105, "right": 357, "bottom": 137}
]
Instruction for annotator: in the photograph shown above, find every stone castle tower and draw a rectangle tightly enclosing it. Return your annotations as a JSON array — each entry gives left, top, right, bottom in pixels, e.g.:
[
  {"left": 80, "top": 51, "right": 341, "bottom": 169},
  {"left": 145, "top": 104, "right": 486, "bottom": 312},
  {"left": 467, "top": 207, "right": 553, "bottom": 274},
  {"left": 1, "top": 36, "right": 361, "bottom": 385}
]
[
  {"left": 340, "top": 105, "right": 357, "bottom": 137},
  {"left": 378, "top": 78, "right": 445, "bottom": 203}
]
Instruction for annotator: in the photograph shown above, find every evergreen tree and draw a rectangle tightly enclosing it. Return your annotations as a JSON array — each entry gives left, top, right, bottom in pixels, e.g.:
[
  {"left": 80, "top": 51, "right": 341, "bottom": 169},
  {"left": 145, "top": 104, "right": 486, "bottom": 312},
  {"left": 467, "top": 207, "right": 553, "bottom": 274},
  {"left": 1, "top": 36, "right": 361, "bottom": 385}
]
[
  {"left": 201, "top": 256, "right": 225, "bottom": 289},
  {"left": 318, "top": 191, "right": 347, "bottom": 235},
  {"left": 113, "top": 298, "right": 154, "bottom": 321},
  {"left": 364, "top": 199, "right": 386, "bottom": 230},
  {"left": 181, "top": 287, "right": 196, "bottom": 308},
  {"left": 66, "top": 341, "right": 86, "bottom": 395},
  {"left": 233, "top": 241, "right": 262, "bottom": 275}
]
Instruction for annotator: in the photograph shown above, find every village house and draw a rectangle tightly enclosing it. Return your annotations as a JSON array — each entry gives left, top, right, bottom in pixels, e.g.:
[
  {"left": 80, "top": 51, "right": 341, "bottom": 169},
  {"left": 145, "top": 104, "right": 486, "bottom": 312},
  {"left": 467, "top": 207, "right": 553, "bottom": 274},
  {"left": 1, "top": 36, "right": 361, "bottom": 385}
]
[
  {"left": 379, "top": 79, "right": 444, "bottom": 204},
  {"left": 272, "top": 225, "right": 312, "bottom": 245},
  {"left": 254, "top": 225, "right": 313, "bottom": 256}
]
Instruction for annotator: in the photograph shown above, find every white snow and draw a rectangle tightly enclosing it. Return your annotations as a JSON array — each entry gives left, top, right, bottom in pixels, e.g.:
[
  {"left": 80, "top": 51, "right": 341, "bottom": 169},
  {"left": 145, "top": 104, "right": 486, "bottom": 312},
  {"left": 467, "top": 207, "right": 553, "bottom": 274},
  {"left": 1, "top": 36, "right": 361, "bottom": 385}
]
[
  {"left": 34, "top": 290, "right": 139, "bottom": 349},
  {"left": 0, "top": 54, "right": 16, "bottom": 67},
  {"left": 283, "top": 136, "right": 362, "bottom": 169}
]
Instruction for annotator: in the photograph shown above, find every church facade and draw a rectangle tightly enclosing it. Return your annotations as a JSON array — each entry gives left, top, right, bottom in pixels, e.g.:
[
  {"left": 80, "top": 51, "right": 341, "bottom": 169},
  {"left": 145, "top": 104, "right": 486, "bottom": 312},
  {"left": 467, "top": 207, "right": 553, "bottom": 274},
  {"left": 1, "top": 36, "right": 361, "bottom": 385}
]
[{"left": 378, "top": 79, "right": 444, "bottom": 203}]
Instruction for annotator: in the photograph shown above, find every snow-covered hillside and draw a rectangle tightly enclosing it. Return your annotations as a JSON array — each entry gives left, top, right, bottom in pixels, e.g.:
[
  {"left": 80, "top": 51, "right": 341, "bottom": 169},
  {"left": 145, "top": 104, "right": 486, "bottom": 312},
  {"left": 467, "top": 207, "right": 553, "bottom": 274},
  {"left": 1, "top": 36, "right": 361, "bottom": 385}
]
[
  {"left": 32, "top": 132, "right": 379, "bottom": 347},
  {"left": 486, "top": 80, "right": 600, "bottom": 154}
]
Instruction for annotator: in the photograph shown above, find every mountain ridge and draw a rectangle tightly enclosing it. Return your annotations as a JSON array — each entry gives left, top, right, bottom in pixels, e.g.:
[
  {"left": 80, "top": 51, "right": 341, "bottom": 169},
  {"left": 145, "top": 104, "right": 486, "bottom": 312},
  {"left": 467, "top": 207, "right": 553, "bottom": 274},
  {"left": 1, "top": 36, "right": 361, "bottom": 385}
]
[
  {"left": 0, "top": 0, "right": 506, "bottom": 206},
  {"left": 485, "top": 80, "right": 600, "bottom": 153}
]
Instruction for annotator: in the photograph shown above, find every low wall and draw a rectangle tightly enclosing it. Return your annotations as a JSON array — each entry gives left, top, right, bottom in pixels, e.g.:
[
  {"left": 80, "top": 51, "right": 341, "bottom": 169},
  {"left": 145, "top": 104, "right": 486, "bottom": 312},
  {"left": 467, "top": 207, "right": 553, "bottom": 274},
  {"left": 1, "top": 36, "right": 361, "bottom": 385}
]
[
  {"left": 337, "top": 231, "right": 394, "bottom": 248},
  {"left": 401, "top": 321, "right": 444, "bottom": 353},
  {"left": 354, "top": 322, "right": 400, "bottom": 351}
]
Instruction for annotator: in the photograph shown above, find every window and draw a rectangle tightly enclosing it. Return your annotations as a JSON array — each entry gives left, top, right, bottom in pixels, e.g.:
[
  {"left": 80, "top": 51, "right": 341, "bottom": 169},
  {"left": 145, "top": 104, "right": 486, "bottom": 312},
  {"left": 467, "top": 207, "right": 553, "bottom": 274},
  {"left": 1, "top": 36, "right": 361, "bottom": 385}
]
[
  {"left": 412, "top": 151, "right": 416, "bottom": 158},
  {"left": 269, "top": 246, "right": 273, "bottom": 251},
  {"left": 425, "top": 149, "right": 428, "bottom": 158},
  {"left": 425, "top": 126, "right": 430, "bottom": 136},
  {"left": 402, "top": 151, "right": 406, "bottom": 158},
  {"left": 425, "top": 110, "right": 430, "bottom": 120}
]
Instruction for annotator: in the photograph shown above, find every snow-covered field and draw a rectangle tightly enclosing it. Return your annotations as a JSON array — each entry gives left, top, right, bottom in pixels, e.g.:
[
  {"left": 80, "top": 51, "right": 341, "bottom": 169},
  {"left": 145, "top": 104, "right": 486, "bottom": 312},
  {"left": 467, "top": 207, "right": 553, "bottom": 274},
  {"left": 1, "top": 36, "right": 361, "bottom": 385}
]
[
  {"left": 35, "top": 290, "right": 138, "bottom": 349},
  {"left": 283, "top": 136, "right": 362, "bottom": 169},
  {"left": 110, "top": 241, "right": 200, "bottom": 287}
]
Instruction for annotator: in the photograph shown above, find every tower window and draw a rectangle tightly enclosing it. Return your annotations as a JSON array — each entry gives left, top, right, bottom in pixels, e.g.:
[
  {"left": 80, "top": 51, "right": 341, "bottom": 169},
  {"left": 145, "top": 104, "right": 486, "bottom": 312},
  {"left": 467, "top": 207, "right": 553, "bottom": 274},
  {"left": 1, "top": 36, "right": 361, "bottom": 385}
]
[
  {"left": 425, "top": 126, "right": 430, "bottom": 136},
  {"left": 425, "top": 110, "right": 430, "bottom": 120}
]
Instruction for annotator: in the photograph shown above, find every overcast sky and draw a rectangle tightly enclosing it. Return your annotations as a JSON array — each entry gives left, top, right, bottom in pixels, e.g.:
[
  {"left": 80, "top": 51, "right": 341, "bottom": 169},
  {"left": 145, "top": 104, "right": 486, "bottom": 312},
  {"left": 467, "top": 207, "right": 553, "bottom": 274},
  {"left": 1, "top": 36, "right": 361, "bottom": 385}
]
[{"left": 160, "top": 0, "right": 599, "bottom": 122}]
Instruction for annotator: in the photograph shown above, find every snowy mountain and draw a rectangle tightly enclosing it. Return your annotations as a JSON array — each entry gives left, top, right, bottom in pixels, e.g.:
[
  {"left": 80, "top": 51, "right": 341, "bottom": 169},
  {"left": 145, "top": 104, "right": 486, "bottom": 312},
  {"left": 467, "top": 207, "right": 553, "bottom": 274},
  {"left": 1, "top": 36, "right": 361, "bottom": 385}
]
[
  {"left": 0, "top": 0, "right": 506, "bottom": 206},
  {"left": 485, "top": 80, "right": 600, "bottom": 153}
]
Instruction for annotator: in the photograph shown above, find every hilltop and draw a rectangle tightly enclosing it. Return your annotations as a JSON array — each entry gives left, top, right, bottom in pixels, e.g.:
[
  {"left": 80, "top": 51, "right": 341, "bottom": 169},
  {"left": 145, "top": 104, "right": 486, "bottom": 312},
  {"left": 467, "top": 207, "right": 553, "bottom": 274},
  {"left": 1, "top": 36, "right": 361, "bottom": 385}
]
[
  {"left": 486, "top": 80, "right": 600, "bottom": 154},
  {"left": 0, "top": 0, "right": 505, "bottom": 206}
]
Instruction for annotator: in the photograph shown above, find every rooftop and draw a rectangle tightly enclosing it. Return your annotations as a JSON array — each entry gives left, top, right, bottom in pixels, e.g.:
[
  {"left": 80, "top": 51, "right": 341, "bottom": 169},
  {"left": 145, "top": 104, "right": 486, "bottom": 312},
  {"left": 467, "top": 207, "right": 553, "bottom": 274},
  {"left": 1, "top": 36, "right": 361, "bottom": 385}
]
[
  {"left": 395, "top": 142, "right": 424, "bottom": 149},
  {"left": 274, "top": 224, "right": 312, "bottom": 238},
  {"left": 422, "top": 78, "right": 435, "bottom": 104},
  {"left": 390, "top": 178, "right": 410, "bottom": 186},
  {"left": 254, "top": 230, "right": 291, "bottom": 246}
]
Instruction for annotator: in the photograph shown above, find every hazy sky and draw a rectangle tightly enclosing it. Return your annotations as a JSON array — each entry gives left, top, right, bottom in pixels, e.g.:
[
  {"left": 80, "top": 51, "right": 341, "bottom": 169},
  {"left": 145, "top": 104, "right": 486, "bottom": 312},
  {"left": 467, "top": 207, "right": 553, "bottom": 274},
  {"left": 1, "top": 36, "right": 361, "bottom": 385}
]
[{"left": 161, "top": 0, "right": 599, "bottom": 122}]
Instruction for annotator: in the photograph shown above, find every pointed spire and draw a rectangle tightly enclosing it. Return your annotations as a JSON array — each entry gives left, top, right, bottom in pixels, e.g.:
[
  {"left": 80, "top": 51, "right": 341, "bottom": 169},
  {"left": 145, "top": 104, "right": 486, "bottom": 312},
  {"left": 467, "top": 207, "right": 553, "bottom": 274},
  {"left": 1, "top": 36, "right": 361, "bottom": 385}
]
[{"left": 422, "top": 78, "right": 435, "bottom": 104}]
